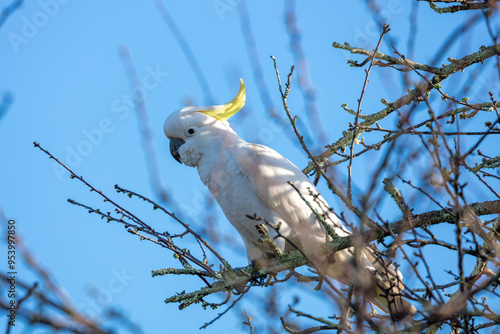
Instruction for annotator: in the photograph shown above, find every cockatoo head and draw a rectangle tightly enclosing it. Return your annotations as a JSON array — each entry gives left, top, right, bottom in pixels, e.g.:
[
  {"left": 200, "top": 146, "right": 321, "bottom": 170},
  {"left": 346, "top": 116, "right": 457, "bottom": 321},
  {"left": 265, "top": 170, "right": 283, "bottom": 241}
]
[{"left": 163, "top": 79, "right": 246, "bottom": 167}]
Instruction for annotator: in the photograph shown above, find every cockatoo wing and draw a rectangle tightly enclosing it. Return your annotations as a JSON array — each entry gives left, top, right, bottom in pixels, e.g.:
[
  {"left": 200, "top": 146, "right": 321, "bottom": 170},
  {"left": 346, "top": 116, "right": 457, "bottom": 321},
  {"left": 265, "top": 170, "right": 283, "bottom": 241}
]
[
  {"left": 229, "top": 142, "right": 416, "bottom": 319},
  {"left": 229, "top": 141, "right": 350, "bottom": 250}
]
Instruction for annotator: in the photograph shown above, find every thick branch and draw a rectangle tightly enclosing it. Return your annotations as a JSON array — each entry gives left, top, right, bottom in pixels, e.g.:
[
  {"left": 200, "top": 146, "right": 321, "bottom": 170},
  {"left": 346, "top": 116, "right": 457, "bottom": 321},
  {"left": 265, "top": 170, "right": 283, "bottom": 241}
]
[
  {"left": 162, "top": 199, "right": 500, "bottom": 306},
  {"left": 332, "top": 42, "right": 442, "bottom": 74},
  {"left": 419, "top": 0, "right": 497, "bottom": 13},
  {"left": 304, "top": 43, "right": 500, "bottom": 174}
]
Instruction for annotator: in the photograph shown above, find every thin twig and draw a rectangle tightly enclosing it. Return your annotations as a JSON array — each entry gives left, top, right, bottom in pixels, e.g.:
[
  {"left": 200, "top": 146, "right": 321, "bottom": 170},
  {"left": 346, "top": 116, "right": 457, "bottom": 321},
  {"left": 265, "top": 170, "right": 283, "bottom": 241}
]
[{"left": 347, "top": 24, "right": 391, "bottom": 201}]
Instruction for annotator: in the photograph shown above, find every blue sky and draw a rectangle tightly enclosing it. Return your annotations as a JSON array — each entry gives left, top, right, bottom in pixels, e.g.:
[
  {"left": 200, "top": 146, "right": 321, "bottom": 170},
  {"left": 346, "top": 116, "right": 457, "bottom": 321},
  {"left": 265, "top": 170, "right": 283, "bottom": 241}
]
[{"left": 1, "top": 1, "right": 499, "bottom": 333}]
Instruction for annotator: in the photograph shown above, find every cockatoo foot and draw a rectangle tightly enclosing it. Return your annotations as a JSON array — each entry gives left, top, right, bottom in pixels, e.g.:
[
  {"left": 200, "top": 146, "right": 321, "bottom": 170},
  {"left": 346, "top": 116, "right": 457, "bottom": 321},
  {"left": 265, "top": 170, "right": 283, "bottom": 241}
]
[{"left": 251, "top": 250, "right": 277, "bottom": 270}]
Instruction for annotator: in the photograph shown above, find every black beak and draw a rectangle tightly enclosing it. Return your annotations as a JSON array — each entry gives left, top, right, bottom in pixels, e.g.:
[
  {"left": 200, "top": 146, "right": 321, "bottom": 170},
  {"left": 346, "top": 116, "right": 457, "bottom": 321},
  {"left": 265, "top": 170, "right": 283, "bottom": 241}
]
[{"left": 169, "top": 138, "right": 185, "bottom": 164}]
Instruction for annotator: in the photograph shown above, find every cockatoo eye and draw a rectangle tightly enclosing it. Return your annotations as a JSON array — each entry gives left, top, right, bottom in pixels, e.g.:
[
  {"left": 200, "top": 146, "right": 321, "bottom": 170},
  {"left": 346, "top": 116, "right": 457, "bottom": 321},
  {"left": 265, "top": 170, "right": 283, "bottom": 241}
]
[{"left": 185, "top": 126, "right": 197, "bottom": 137}]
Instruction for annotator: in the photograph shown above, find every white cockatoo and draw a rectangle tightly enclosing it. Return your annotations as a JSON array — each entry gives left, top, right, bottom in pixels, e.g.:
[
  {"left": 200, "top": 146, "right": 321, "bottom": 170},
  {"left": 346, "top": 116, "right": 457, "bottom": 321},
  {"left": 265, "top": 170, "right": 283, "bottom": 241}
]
[{"left": 163, "top": 79, "right": 415, "bottom": 320}]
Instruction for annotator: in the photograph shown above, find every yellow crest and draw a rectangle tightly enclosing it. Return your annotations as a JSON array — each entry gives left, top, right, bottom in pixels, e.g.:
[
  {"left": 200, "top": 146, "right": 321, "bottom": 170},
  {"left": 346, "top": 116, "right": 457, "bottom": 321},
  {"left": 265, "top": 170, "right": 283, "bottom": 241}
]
[{"left": 188, "top": 79, "right": 246, "bottom": 121}]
